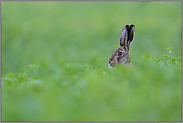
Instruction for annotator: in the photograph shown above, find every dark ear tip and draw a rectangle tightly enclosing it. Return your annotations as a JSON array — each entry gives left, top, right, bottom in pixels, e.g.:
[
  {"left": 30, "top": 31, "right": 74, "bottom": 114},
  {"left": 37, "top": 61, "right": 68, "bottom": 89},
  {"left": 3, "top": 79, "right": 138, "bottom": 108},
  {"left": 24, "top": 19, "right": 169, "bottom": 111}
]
[
  {"left": 130, "top": 24, "right": 135, "bottom": 28},
  {"left": 125, "top": 25, "right": 130, "bottom": 28}
]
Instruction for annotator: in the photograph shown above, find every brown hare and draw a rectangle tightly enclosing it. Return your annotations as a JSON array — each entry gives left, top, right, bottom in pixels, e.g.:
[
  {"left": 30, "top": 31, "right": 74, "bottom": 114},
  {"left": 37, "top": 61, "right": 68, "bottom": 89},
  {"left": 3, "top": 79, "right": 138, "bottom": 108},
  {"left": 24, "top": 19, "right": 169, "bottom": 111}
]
[{"left": 108, "top": 24, "right": 135, "bottom": 67}]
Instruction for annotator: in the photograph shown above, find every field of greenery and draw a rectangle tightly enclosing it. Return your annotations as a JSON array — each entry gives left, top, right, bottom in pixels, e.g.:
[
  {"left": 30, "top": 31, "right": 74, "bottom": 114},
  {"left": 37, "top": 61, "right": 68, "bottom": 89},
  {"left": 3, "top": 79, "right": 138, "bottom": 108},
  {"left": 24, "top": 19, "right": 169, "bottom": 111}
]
[{"left": 1, "top": 1, "right": 182, "bottom": 122}]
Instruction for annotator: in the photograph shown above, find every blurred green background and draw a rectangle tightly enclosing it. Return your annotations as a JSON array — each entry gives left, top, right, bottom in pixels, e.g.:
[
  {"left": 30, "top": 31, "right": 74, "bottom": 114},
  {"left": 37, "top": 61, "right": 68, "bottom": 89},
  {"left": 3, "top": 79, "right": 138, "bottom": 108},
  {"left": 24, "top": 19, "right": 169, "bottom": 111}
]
[
  {"left": 1, "top": 1, "right": 182, "bottom": 122},
  {"left": 2, "top": 1, "right": 182, "bottom": 75}
]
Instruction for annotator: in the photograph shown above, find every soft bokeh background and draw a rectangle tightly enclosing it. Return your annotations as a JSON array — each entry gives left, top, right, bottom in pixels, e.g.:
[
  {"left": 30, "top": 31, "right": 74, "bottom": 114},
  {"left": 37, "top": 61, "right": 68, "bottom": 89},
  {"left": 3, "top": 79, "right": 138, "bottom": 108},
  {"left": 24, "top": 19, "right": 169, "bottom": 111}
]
[
  {"left": 1, "top": 1, "right": 182, "bottom": 122},
  {"left": 2, "top": 1, "right": 181, "bottom": 75}
]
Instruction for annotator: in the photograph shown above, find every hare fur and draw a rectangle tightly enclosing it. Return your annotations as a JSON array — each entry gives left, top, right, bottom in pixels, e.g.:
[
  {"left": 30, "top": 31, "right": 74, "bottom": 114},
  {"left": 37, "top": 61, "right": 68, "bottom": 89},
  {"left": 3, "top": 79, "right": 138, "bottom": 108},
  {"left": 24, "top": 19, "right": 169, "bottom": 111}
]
[{"left": 108, "top": 24, "right": 135, "bottom": 67}]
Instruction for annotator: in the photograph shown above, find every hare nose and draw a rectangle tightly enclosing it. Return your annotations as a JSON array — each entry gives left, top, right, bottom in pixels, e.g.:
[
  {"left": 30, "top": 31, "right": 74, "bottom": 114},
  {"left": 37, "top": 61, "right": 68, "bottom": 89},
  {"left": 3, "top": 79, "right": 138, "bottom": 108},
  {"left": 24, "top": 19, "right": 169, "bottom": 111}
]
[{"left": 108, "top": 61, "right": 115, "bottom": 67}]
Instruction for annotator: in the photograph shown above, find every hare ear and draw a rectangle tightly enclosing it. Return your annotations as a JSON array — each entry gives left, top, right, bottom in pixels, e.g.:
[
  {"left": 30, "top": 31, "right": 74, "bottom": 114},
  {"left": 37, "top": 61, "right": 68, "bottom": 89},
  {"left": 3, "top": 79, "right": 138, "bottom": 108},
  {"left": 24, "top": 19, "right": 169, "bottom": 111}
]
[
  {"left": 120, "top": 25, "right": 129, "bottom": 47},
  {"left": 127, "top": 24, "right": 135, "bottom": 45}
]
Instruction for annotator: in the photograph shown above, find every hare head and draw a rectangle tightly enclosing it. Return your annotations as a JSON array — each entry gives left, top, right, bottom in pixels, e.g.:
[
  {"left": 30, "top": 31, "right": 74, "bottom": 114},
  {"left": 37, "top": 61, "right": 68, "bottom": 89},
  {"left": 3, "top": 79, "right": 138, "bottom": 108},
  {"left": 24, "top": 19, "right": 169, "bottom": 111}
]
[{"left": 108, "top": 24, "right": 135, "bottom": 67}]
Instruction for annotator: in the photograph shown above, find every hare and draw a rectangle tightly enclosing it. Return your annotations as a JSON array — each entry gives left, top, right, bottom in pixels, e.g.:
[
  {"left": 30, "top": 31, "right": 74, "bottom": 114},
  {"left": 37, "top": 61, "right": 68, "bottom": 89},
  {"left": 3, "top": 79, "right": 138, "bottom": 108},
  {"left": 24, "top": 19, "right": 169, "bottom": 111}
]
[{"left": 108, "top": 24, "right": 135, "bottom": 67}]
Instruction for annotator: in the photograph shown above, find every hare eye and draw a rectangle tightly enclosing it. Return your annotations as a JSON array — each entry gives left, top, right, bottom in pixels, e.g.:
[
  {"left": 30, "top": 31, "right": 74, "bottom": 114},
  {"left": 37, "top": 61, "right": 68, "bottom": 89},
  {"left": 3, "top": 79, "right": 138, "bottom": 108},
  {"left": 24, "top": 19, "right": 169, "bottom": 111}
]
[{"left": 118, "top": 52, "right": 123, "bottom": 56}]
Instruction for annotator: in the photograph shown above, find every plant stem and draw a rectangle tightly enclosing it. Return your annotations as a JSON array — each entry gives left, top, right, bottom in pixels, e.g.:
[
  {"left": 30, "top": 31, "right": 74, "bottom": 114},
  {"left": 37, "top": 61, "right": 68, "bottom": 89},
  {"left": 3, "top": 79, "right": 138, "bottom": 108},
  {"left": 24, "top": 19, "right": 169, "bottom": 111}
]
[{"left": 169, "top": 50, "right": 173, "bottom": 64}]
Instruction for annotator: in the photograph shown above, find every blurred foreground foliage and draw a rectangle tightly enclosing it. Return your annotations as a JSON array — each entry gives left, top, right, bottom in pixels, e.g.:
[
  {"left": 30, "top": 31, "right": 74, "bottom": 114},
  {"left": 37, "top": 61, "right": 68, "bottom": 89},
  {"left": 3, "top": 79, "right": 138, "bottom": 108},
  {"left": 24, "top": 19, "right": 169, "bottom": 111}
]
[{"left": 2, "top": 50, "right": 182, "bottom": 122}]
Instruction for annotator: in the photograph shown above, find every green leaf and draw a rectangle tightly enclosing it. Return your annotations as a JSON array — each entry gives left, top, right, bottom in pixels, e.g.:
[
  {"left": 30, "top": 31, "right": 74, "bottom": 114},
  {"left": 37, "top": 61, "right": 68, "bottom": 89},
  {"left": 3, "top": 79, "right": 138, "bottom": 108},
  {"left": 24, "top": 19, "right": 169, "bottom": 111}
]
[
  {"left": 156, "top": 58, "right": 162, "bottom": 63},
  {"left": 167, "top": 47, "right": 172, "bottom": 51},
  {"left": 163, "top": 55, "right": 170, "bottom": 59}
]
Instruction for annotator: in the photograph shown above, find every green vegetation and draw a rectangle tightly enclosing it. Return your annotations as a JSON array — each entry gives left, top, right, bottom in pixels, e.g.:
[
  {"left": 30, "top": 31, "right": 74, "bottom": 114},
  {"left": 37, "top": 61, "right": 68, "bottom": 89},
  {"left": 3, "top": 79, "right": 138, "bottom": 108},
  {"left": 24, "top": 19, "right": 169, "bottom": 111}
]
[{"left": 1, "top": 1, "right": 182, "bottom": 122}]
